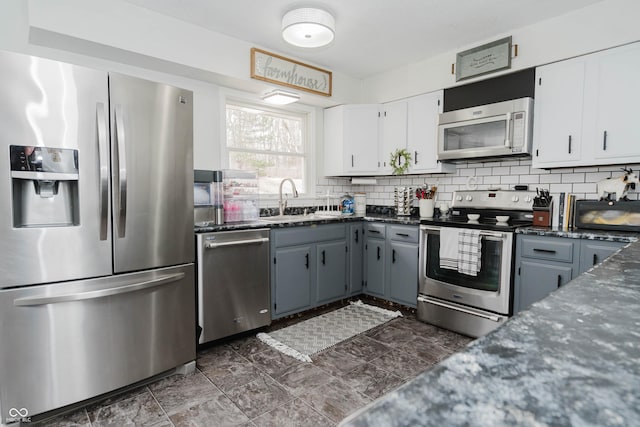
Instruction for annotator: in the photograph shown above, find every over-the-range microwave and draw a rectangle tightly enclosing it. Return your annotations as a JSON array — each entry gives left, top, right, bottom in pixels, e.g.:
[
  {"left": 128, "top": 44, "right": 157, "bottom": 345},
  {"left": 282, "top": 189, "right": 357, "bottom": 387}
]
[{"left": 437, "top": 97, "right": 534, "bottom": 162}]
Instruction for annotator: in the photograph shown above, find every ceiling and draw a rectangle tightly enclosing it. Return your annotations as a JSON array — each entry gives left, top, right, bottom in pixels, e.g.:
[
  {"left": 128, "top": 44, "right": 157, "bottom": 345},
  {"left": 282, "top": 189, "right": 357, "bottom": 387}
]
[{"left": 123, "top": 0, "right": 605, "bottom": 79}]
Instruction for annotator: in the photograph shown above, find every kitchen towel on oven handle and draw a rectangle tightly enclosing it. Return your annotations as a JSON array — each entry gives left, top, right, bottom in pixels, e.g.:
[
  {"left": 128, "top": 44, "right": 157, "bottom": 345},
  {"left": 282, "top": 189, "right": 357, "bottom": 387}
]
[
  {"left": 458, "top": 229, "right": 482, "bottom": 276},
  {"left": 439, "top": 228, "right": 459, "bottom": 270}
]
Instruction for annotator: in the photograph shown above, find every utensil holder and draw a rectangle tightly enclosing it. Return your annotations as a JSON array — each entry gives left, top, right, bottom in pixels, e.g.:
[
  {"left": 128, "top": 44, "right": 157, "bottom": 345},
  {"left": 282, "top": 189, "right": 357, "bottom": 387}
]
[{"left": 419, "top": 199, "right": 435, "bottom": 218}]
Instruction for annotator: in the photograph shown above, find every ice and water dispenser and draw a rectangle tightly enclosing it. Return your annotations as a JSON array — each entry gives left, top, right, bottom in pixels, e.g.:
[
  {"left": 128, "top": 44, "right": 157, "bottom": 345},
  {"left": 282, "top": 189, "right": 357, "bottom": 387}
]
[{"left": 10, "top": 145, "right": 80, "bottom": 228}]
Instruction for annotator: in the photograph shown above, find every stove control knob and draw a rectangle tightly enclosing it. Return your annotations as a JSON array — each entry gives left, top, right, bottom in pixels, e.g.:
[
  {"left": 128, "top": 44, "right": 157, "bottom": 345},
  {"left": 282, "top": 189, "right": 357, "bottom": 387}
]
[
  {"left": 524, "top": 196, "right": 533, "bottom": 203},
  {"left": 511, "top": 196, "right": 519, "bottom": 202},
  {"left": 455, "top": 195, "right": 463, "bottom": 201},
  {"left": 465, "top": 195, "right": 473, "bottom": 201}
]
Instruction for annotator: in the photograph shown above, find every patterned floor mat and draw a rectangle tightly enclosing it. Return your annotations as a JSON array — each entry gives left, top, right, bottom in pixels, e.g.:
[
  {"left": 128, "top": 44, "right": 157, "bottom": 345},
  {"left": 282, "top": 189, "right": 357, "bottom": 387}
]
[{"left": 257, "top": 301, "right": 402, "bottom": 362}]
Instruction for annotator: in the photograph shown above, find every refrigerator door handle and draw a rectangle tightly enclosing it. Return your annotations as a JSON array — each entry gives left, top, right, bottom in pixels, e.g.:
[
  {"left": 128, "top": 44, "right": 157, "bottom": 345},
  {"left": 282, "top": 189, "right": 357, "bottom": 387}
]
[
  {"left": 13, "top": 272, "right": 185, "bottom": 306},
  {"left": 96, "top": 102, "right": 109, "bottom": 240},
  {"left": 114, "top": 105, "right": 128, "bottom": 238}
]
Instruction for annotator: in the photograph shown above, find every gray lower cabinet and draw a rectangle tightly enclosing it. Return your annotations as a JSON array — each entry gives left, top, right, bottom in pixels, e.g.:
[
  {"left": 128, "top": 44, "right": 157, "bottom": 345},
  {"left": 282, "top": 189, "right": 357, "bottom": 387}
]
[
  {"left": 364, "top": 223, "right": 418, "bottom": 308},
  {"left": 348, "top": 223, "right": 365, "bottom": 295},
  {"left": 365, "top": 236, "right": 386, "bottom": 297},
  {"left": 514, "top": 234, "right": 626, "bottom": 314},
  {"left": 271, "top": 223, "right": 347, "bottom": 319},
  {"left": 388, "top": 240, "right": 419, "bottom": 306},
  {"left": 579, "top": 241, "right": 625, "bottom": 275},
  {"left": 273, "top": 245, "right": 312, "bottom": 316},
  {"left": 317, "top": 240, "right": 348, "bottom": 303},
  {"left": 516, "top": 259, "right": 573, "bottom": 313}
]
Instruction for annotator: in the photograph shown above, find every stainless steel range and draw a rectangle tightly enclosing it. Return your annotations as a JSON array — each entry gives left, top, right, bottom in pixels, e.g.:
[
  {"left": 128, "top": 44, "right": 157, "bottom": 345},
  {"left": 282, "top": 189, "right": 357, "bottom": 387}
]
[{"left": 418, "top": 190, "right": 536, "bottom": 337}]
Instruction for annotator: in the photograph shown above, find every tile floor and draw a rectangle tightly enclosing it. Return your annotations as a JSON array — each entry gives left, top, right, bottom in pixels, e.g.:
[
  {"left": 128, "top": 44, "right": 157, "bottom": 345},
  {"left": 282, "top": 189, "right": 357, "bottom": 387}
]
[{"left": 39, "top": 300, "right": 473, "bottom": 426}]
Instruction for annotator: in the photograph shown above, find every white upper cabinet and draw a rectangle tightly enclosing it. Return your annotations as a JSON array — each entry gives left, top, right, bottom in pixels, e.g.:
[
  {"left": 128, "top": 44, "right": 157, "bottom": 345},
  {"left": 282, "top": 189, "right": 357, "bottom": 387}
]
[
  {"left": 323, "top": 90, "right": 454, "bottom": 176},
  {"left": 586, "top": 43, "right": 640, "bottom": 161},
  {"left": 406, "top": 91, "right": 455, "bottom": 174},
  {"left": 533, "top": 42, "right": 640, "bottom": 169},
  {"left": 532, "top": 59, "right": 586, "bottom": 168},
  {"left": 323, "top": 104, "right": 380, "bottom": 176},
  {"left": 379, "top": 100, "right": 408, "bottom": 174}
]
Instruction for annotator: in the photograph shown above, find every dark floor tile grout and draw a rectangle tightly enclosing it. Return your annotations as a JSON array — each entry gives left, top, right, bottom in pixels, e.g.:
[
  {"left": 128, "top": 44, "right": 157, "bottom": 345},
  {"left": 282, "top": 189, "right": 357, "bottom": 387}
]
[{"left": 147, "top": 387, "right": 176, "bottom": 427}]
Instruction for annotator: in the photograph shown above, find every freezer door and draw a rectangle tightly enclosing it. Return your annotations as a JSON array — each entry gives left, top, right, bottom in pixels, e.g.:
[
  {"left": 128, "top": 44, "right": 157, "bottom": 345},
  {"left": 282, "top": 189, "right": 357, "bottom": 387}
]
[
  {"left": 0, "top": 51, "right": 112, "bottom": 288},
  {"left": 0, "top": 264, "right": 195, "bottom": 421},
  {"left": 109, "top": 73, "right": 194, "bottom": 273}
]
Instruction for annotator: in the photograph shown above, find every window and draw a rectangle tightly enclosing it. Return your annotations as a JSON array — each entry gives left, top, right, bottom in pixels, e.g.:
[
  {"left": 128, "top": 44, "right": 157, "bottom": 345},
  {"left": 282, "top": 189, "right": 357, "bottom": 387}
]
[{"left": 225, "top": 102, "right": 309, "bottom": 196}]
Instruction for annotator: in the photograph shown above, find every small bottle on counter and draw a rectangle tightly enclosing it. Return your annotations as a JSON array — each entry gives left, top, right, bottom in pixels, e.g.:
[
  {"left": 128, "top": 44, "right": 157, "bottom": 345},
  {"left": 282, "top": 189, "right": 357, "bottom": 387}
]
[{"left": 341, "top": 194, "right": 354, "bottom": 215}]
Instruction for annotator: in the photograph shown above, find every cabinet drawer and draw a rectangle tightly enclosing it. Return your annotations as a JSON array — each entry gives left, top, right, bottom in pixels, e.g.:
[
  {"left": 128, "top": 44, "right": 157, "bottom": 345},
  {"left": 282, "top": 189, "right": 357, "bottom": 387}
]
[
  {"left": 388, "top": 225, "right": 419, "bottom": 243},
  {"left": 366, "top": 223, "right": 386, "bottom": 239},
  {"left": 520, "top": 237, "right": 576, "bottom": 263}
]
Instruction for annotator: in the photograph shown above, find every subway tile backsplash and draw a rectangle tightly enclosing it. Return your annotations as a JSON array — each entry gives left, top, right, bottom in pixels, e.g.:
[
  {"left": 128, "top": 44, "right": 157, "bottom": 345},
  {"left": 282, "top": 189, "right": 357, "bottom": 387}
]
[{"left": 314, "top": 159, "right": 640, "bottom": 208}]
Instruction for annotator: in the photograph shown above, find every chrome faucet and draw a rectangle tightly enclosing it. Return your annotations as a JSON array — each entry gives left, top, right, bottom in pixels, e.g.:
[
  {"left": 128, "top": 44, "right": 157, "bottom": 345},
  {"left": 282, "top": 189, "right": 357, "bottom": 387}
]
[{"left": 279, "top": 178, "right": 299, "bottom": 216}]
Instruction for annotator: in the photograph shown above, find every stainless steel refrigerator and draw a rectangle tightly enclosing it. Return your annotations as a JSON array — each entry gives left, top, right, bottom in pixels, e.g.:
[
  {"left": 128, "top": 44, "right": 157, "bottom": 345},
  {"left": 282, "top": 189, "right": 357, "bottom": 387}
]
[{"left": 0, "top": 50, "right": 195, "bottom": 423}]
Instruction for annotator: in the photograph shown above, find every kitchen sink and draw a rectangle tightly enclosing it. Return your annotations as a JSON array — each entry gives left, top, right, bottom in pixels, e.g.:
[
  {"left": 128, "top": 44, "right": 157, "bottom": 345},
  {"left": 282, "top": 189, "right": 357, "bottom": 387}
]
[{"left": 257, "top": 213, "right": 342, "bottom": 224}]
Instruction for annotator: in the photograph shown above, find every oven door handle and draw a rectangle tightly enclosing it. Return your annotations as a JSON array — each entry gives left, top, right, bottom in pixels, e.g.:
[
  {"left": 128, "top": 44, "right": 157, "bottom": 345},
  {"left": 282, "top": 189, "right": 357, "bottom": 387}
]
[
  {"left": 420, "top": 225, "right": 505, "bottom": 239},
  {"left": 418, "top": 295, "right": 502, "bottom": 322}
]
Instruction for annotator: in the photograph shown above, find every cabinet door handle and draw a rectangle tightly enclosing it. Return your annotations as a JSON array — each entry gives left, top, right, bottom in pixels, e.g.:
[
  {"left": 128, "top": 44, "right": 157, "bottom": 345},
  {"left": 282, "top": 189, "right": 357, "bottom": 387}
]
[
  {"left": 355, "top": 229, "right": 359, "bottom": 243},
  {"left": 593, "top": 253, "right": 598, "bottom": 266},
  {"left": 351, "top": 154, "right": 354, "bottom": 167},
  {"left": 557, "top": 275, "right": 562, "bottom": 288},
  {"left": 396, "top": 233, "right": 409, "bottom": 237},
  {"left": 392, "top": 249, "right": 396, "bottom": 263},
  {"left": 533, "top": 248, "right": 556, "bottom": 254},
  {"left": 322, "top": 250, "right": 326, "bottom": 265},
  {"left": 377, "top": 246, "right": 381, "bottom": 260},
  {"left": 414, "top": 150, "right": 418, "bottom": 165},
  {"left": 568, "top": 135, "right": 572, "bottom": 154},
  {"left": 603, "top": 130, "right": 607, "bottom": 151},
  {"left": 305, "top": 253, "right": 309, "bottom": 269},
  {"left": 369, "top": 229, "right": 381, "bottom": 234}
]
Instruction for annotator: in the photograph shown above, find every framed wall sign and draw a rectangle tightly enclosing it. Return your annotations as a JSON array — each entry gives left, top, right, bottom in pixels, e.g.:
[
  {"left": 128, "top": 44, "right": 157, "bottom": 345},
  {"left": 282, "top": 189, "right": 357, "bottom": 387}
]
[
  {"left": 455, "top": 36, "right": 512, "bottom": 82},
  {"left": 251, "top": 48, "right": 332, "bottom": 97}
]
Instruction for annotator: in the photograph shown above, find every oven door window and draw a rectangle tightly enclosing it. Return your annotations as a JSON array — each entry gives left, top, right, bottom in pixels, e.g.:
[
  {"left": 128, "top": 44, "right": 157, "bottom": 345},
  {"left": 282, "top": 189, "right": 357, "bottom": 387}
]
[{"left": 425, "top": 233, "right": 502, "bottom": 292}]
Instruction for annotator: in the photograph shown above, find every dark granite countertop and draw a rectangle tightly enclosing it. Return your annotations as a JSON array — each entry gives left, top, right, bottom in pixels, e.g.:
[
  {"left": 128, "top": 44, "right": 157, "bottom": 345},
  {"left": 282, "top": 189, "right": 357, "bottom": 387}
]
[
  {"left": 341, "top": 239, "right": 640, "bottom": 427},
  {"left": 194, "top": 213, "right": 420, "bottom": 233},
  {"left": 517, "top": 226, "right": 639, "bottom": 243}
]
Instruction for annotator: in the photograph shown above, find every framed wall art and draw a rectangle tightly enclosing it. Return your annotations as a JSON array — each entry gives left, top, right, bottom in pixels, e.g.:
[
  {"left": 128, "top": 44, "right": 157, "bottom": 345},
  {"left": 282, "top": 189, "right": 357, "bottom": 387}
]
[
  {"left": 455, "top": 36, "right": 512, "bottom": 81},
  {"left": 251, "top": 48, "right": 332, "bottom": 97}
]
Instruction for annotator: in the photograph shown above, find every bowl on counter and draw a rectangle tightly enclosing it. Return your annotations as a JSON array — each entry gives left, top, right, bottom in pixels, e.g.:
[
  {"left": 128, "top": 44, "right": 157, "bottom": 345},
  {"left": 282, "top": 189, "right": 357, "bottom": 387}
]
[
  {"left": 496, "top": 215, "right": 510, "bottom": 223},
  {"left": 467, "top": 214, "right": 480, "bottom": 221}
]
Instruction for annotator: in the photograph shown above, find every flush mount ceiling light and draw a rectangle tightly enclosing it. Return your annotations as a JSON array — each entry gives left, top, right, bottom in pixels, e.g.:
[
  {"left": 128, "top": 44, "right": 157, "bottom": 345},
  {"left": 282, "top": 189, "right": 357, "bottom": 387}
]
[
  {"left": 282, "top": 8, "right": 335, "bottom": 48},
  {"left": 262, "top": 89, "right": 300, "bottom": 105}
]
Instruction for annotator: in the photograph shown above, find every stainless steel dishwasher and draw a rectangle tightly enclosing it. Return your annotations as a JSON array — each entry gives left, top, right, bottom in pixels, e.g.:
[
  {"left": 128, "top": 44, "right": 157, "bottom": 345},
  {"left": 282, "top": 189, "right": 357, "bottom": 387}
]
[{"left": 196, "top": 228, "right": 271, "bottom": 344}]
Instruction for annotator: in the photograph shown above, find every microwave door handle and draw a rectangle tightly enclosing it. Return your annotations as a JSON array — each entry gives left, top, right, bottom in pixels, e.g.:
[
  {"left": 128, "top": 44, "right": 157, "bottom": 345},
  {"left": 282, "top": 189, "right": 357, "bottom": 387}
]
[{"left": 504, "top": 112, "right": 512, "bottom": 148}]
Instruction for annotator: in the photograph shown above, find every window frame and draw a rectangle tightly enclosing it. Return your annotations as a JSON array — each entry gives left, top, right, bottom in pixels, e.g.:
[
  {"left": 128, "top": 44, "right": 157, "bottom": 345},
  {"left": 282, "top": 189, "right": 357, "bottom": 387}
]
[{"left": 221, "top": 90, "right": 316, "bottom": 200}]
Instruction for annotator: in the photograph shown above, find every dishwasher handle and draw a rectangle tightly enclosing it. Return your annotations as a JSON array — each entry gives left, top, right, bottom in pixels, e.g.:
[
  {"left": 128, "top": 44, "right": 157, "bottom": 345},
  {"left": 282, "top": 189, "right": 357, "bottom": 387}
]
[{"left": 205, "top": 237, "right": 269, "bottom": 249}]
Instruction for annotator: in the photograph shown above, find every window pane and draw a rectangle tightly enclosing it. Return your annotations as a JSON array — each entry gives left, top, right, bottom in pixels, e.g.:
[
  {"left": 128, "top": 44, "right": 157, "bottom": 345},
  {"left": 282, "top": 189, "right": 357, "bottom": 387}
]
[
  {"left": 229, "top": 151, "right": 306, "bottom": 194},
  {"left": 226, "top": 105, "right": 304, "bottom": 153}
]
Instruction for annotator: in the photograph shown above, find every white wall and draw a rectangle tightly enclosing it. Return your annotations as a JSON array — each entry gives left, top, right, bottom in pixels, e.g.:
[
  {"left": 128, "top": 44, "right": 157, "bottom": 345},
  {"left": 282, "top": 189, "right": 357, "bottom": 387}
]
[{"left": 361, "top": 0, "right": 640, "bottom": 103}]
